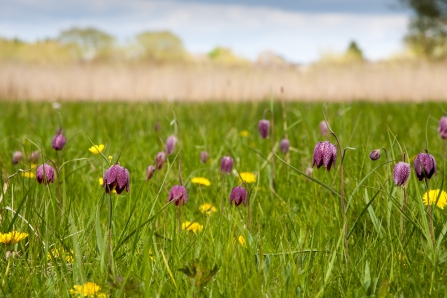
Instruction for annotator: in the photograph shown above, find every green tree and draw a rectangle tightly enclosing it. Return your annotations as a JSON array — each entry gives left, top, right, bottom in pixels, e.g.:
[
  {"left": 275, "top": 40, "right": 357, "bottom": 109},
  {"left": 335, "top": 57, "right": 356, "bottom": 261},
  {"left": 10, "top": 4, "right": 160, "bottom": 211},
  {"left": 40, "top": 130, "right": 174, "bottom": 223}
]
[
  {"left": 345, "top": 40, "right": 364, "bottom": 61},
  {"left": 136, "top": 31, "right": 186, "bottom": 62}
]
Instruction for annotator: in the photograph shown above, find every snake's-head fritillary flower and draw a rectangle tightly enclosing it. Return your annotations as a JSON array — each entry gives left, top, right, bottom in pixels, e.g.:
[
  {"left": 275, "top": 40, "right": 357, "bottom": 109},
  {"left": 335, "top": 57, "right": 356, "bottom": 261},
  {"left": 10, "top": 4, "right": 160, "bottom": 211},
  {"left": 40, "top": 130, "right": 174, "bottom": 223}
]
[
  {"left": 200, "top": 150, "right": 209, "bottom": 164},
  {"left": 165, "top": 135, "right": 177, "bottom": 155},
  {"left": 258, "top": 119, "right": 270, "bottom": 138},
  {"left": 89, "top": 144, "right": 104, "bottom": 154},
  {"left": 36, "top": 163, "right": 55, "bottom": 185},
  {"left": 439, "top": 116, "right": 447, "bottom": 139},
  {"left": 369, "top": 149, "right": 381, "bottom": 161},
  {"left": 280, "top": 138, "right": 290, "bottom": 154},
  {"left": 28, "top": 151, "right": 40, "bottom": 163},
  {"left": 312, "top": 141, "right": 337, "bottom": 171},
  {"left": 319, "top": 120, "right": 329, "bottom": 136},
  {"left": 0, "top": 231, "right": 28, "bottom": 245},
  {"left": 155, "top": 152, "right": 166, "bottom": 170},
  {"left": 146, "top": 165, "right": 156, "bottom": 181},
  {"left": 414, "top": 152, "right": 436, "bottom": 181},
  {"left": 12, "top": 151, "right": 23, "bottom": 165},
  {"left": 52, "top": 128, "right": 66, "bottom": 151},
  {"left": 169, "top": 185, "right": 187, "bottom": 206},
  {"left": 393, "top": 162, "right": 410, "bottom": 186},
  {"left": 220, "top": 156, "right": 234, "bottom": 174},
  {"left": 230, "top": 186, "right": 247, "bottom": 206},
  {"left": 103, "top": 164, "right": 130, "bottom": 194}
]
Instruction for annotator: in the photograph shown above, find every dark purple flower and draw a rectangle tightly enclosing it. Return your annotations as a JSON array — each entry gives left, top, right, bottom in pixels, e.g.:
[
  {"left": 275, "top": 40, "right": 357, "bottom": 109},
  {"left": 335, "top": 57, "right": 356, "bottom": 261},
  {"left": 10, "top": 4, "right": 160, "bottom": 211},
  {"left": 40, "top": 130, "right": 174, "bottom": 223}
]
[
  {"left": 52, "top": 128, "right": 66, "bottom": 151},
  {"left": 312, "top": 141, "right": 337, "bottom": 171},
  {"left": 200, "top": 151, "right": 209, "bottom": 164},
  {"left": 393, "top": 162, "right": 410, "bottom": 186},
  {"left": 168, "top": 185, "right": 187, "bottom": 206},
  {"left": 230, "top": 186, "right": 247, "bottom": 206},
  {"left": 319, "top": 121, "right": 329, "bottom": 136},
  {"left": 12, "top": 151, "right": 23, "bottom": 165},
  {"left": 155, "top": 152, "right": 166, "bottom": 170},
  {"left": 258, "top": 119, "right": 270, "bottom": 138},
  {"left": 146, "top": 165, "right": 156, "bottom": 181},
  {"left": 369, "top": 149, "right": 381, "bottom": 161},
  {"left": 165, "top": 135, "right": 177, "bottom": 155},
  {"left": 220, "top": 156, "right": 234, "bottom": 174},
  {"left": 28, "top": 151, "right": 40, "bottom": 163},
  {"left": 103, "top": 164, "right": 130, "bottom": 194},
  {"left": 280, "top": 138, "right": 290, "bottom": 154},
  {"left": 414, "top": 152, "right": 436, "bottom": 181},
  {"left": 439, "top": 116, "right": 447, "bottom": 139},
  {"left": 36, "top": 163, "right": 55, "bottom": 185}
]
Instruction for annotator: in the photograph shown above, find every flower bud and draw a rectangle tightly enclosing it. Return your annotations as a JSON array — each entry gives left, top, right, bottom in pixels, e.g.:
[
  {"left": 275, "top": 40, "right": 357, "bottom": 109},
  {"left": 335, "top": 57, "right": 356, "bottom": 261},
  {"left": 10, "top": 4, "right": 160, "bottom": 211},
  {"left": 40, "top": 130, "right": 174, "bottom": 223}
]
[
  {"left": 220, "top": 156, "right": 234, "bottom": 174},
  {"left": 439, "top": 116, "right": 447, "bottom": 139},
  {"left": 200, "top": 151, "right": 209, "bottom": 164},
  {"left": 146, "top": 165, "right": 156, "bottom": 181},
  {"left": 414, "top": 152, "right": 436, "bottom": 181},
  {"left": 165, "top": 135, "right": 177, "bottom": 155},
  {"left": 168, "top": 185, "right": 187, "bottom": 206},
  {"left": 319, "top": 121, "right": 329, "bottom": 136},
  {"left": 258, "top": 119, "right": 270, "bottom": 138},
  {"left": 280, "top": 138, "right": 290, "bottom": 154},
  {"left": 155, "top": 152, "right": 166, "bottom": 170},
  {"left": 36, "top": 163, "right": 55, "bottom": 185},
  {"left": 393, "top": 162, "right": 410, "bottom": 186},
  {"left": 28, "top": 151, "right": 40, "bottom": 163},
  {"left": 230, "top": 186, "right": 247, "bottom": 206},
  {"left": 312, "top": 141, "right": 337, "bottom": 171},
  {"left": 103, "top": 164, "right": 130, "bottom": 194},
  {"left": 52, "top": 128, "right": 66, "bottom": 151},
  {"left": 12, "top": 151, "right": 23, "bottom": 165},
  {"left": 369, "top": 149, "right": 381, "bottom": 161}
]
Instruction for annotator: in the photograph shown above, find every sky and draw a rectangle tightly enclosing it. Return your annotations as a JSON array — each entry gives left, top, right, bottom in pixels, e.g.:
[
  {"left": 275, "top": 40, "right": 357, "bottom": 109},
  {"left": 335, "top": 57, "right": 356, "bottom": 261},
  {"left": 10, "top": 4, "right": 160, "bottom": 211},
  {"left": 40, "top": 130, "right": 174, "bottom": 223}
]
[{"left": 1, "top": 0, "right": 411, "bottom": 63}]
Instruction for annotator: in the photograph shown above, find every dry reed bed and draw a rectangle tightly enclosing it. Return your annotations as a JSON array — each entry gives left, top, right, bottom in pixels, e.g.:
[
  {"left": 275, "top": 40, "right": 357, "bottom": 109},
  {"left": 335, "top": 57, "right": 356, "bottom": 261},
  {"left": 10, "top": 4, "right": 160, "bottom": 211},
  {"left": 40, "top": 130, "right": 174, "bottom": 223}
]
[{"left": 1, "top": 62, "right": 446, "bottom": 102}]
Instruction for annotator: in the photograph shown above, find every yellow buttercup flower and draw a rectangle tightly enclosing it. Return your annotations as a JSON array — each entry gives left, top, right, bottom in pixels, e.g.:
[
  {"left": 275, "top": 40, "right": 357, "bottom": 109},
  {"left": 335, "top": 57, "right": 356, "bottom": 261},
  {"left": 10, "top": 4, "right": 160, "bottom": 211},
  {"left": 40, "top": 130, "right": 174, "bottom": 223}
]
[
  {"left": 238, "top": 235, "right": 246, "bottom": 248},
  {"left": 22, "top": 171, "right": 35, "bottom": 178},
  {"left": 47, "top": 248, "right": 74, "bottom": 263},
  {"left": 191, "top": 177, "right": 211, "bottom": 186},
  {"left": 182, "top": 221, "right": 203, "bottom": 233},
  {"left": 0, "top": 231, "right": 28, "bottom": 245},
  {"left": 239, "top": 172, "right": 256, "bottom": 183},
  {"left": 89, "top": 144, "right": 104, "bottom": 154},
  {"left": 69, "top": 282, "right": 106, "bottom": 298},
  {"left": 199, "top": 203, "right": 217, "bottom": 215},
  {"left": 239, "top": 130, "right": 250, "bottom": 137},
  {"left": 422, "top": 189, "right": 447, "bottom": 209}
]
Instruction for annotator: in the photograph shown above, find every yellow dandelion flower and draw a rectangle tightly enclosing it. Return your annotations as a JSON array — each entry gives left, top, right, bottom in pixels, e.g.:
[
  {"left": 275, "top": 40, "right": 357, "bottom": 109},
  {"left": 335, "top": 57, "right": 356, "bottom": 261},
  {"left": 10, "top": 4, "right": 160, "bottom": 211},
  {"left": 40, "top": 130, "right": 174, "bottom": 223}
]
[
  {"left": 239, "top": 172, "right": 256, "bottom": 183},
  {"left": 88, "top": 144, "right": 104, "bottom": 154},
  {"left": 22, "top": 171, "right": 35, "bottom": 178},
  {"left": 238, "top": 235, "right": 246, "bottom": 248},
  {"left": 69, "top": 282, "right": 106, "bottom": 298},
  {"left": 0, "top": 231, "right": 28, "bottom": 245},
  {"left": 239, "top": 130, "right": 250, "bottom": 137},
  {"left": 47, "top": 248, "right": 74, "bottom": 263},
  {"left": 30, "top": 164, "right": 38, "bottom": 169},
  {"left": 199, "top": 203, "right": 217, "bottom": 215},
  {"left": 181, "top": 221, "right": 203, "bottom": 233},
  {"left": 422, "top": 189, "right": 447, "bottom": 209},
  {"left": 191, "top": 177, "right": 211, "bottom": 186}
]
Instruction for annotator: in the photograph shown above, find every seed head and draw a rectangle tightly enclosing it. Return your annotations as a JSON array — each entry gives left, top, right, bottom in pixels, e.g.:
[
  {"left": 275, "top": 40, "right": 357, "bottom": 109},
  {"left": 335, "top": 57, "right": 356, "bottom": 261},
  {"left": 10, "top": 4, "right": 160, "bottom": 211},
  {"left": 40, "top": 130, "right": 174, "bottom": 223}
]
[
  {"left": 280, "top": 138, "right": 290, "bottom": 154},
  {"left": 12, "top": 151, "right": 23, "bottom": 165},
  {"left": 369, "top": 149, "right": 381, "bottom": 161},
  {"left": 165, "top": 135, "right": 177, "bottom": 155},
  {"left": 319, "top": 121, "right": 329, "bottom": 136},
  {"left": 155, "top": 152, "right": 167, "bottom": 170},
  {"left": 200, "top": 151, "right": 209, "bottom": 164},
  {"left": 28, "top": 151, "right": 40, "bottom": 163},
  {"left": 168, "top": 185, "right": 187, "bottom": 206},
  {"left": 230, "top": 186, "right": 247, "bottom": 206},
  {"left": 414, "top": 152, "right": 436, "bottom": 181},
  {"left": 103, "top": 164, "right": 130, "bottom": 194},
  {"left": 220, "top": 156, "right": 234, "bottom": 174},
  {"left": 146, "top": 165, "right": 156, "bottom": 181},
  {"left": 258, "top": 119, "right": 270, "bottom": 138},
  {"left": 393, "top": 162, "right": 410, "bottom": 186},
  {"left": 36, "top": 163, "right": 55, "bottom": 185},
  {"left": 439, "top": 116, "right": 447, "bottom": 139},
  {"left": 312, "top": 141, "right": 337, "bottom": 171},
  {"left": 52, "top": 128, "right": 66, "bottom": 151}
]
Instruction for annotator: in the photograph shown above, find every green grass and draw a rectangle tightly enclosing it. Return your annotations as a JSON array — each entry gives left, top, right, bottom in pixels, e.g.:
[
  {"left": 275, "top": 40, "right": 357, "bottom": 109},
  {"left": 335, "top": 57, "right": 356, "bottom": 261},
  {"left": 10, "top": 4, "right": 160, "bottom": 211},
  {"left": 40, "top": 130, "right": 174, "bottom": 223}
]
[{"left": 1, "top": 101, "right": 447, "bottom": 297}]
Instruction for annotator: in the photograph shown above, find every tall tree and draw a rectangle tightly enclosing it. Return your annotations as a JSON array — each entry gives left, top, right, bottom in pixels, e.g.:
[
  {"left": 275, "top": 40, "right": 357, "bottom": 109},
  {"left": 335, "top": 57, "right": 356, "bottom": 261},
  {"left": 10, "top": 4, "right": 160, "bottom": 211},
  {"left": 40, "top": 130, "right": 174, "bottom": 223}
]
[{"left": 136, "top": 31, "right": 186, "bottom": 62}]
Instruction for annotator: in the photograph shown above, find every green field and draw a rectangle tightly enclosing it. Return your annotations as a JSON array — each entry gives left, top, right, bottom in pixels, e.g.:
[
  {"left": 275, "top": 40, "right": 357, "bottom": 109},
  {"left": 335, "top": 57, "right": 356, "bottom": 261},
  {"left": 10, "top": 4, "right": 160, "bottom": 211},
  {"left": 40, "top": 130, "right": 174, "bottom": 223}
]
[{"left": 1, "top": 101, "right": 447, "bottom": 297}]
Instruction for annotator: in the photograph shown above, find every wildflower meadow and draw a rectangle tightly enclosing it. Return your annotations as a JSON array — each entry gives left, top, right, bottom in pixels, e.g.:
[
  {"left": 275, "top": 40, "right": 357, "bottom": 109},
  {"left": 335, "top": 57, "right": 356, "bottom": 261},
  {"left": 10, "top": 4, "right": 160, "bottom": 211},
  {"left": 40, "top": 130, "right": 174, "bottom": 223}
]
[{"left": 2, "top": 101, "right": 447, "bottom": 296}]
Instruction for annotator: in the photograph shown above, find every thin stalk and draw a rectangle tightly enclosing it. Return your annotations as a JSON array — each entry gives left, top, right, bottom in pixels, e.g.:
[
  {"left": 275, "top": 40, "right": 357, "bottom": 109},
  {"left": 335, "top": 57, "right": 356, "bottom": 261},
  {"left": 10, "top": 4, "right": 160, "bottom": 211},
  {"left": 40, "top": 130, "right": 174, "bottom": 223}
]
[
  {"left": 263, "top": 108, "right": 275, "bottom": 191},
  {"left": 221, "top": 174, "right": 226, "bottom": 215},
  {"left": 247, "top": 188, "right": 252, "bottom": 232},
  {"left": 56, "top": 150, "right": 62, "bottom": 217},
  {"left": 108, "top": 194, "right": 113, "bottom": 267},
  {"left": 425, "top": 178, "right": 434, "bottom": 244},
  {"left": 177, "top": 207, "right": 181, "bottom": 234},
  {"left": 401, "top": 186, "right": 407, "bottom": 242}
]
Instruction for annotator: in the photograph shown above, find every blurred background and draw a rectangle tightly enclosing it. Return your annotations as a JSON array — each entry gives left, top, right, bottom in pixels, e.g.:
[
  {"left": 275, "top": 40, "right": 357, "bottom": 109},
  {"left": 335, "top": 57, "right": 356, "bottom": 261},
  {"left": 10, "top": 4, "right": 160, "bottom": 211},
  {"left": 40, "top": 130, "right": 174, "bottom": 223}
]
[{"left": 1, "top": 0, "right": 446, "bottom": 102}]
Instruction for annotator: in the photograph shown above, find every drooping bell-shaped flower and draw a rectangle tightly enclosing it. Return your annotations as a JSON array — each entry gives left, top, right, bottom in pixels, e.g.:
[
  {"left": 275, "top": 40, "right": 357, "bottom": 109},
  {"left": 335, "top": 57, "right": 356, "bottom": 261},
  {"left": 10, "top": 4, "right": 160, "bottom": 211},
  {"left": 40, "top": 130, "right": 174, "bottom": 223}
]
[
  {"left": 258, "top": 119, "right": 270, "bottom": 138},
  {"left": 52, "top": 128, "right": 66, "bottom": 151},
  {"left": 103, "top": 164, "right": 130, "bottom": 194},
  {"left": 200, "top": 151, "right": 209, "bottom": 164},
  {"left": 165, "top": 135, "right": 177, "bottom": 155},
  {"left": 312, "top": 141, "right": 337, "bottom": 171},
  {"left": 414, "top": 152, "right": 436, "bottom": 181},
  {"left": 168, "top": 185, "right": 187, "bottom": 206},
  {"left": 28, "top": 151, "right": 40, "bottom": 163},
  {"left": 155, "top": 152, "right": 166, "bottom": 170},
  {"left": 12, "top": 151, "right": 23, "bottom": 165},
  {"left": 146, "top": 165, "right": 156, "bottom": 181},
  {"left": 36, "top": 163, "right": 55, "bottom": 185},
  {"left": 220, "top": 156, "right": 234, "bottom": 174},
  {"left": 280, "top": 138, "right": 290, "bottom": 154},
  {"left": 369, "top": 149, "right": 381, "bottom": 161},
  {"left": 393, "top": 162, "right": 410, "bottom": 186},
  {"left": 438, "top": 116, "right": 447, "bottom": 139},
  {"left": 230, "top": 186, "right": 247, "bottom": 206},
  {"left": 319, "top": 121, "right": 329, "bottom": 136}
]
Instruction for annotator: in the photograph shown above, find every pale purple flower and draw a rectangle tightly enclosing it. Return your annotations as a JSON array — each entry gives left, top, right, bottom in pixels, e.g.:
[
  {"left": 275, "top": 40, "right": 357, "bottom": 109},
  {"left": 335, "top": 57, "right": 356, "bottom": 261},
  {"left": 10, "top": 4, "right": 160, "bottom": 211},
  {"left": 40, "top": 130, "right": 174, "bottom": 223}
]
[
  {"left": 230, "top": 186, "right": 247, "bottom": 206},
  {"left": 319, "top": 121, "right": 329, "bottom": 136},
  {"left": 200, "top": 151, "right": 209, "bottom": 164},
  {"left": 146, "top": 165, "right": 156, "bottom": 181},
  {"left": 439, "top": 116, "right": 447, "bottom": 139},
  {"left": 258, "top": 119, "right": 270, "bottom": 138},
  {"left": 52, "top": 128, "right": 66, "bottom": 151},
  {"left": 36, "top": 163, "right": 55, "bottom": 185},
  {"left": 168, "top": 185, "right": 187, "bottom": 206},
  {"left": 28, "top": 151, "right": 40, "bottom": 163},
  {"left": 369, "top": 149, "right": 381, "bottom": 161},
  {"left": 165, "top": 135, "right": 177, "bottom": 155},
  {"left": 280, "top": 138, "right": 290, "bottom": 154},
  {"left": 12, "top": 151, "right": 23, "bottom": 165},
  {"left": 414, "top": 152, "right": 436, "bottom": 181},
  {"left": 103, "top": 164, "right": 130, "bottom": 194},
  {"left": 312, "top": 141, "right": 337, "bottom": 171},
  {"left": 220, "top": 156, "right": 234, "bottom": 174},
  {"left": 155, "top": 152, "right": 166, "bottom": 170},
  {"left": 393, "top": 162, "right": 410, "bottom": 186}
]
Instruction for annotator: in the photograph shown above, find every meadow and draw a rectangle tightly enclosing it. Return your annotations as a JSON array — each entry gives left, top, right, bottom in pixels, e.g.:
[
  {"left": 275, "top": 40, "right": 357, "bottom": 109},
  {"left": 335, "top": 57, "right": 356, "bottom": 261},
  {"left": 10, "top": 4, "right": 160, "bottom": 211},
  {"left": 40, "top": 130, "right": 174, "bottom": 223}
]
[{"left": 1, "top": 100, "right": 447, "bottom": 297}]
